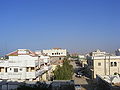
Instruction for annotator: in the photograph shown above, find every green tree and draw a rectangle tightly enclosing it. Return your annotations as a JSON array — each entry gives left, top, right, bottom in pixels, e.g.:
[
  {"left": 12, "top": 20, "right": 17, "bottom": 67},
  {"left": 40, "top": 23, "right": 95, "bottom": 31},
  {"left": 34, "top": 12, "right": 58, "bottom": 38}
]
[{"left": 53, "top": 60, "right": 74, "bottom": 80}]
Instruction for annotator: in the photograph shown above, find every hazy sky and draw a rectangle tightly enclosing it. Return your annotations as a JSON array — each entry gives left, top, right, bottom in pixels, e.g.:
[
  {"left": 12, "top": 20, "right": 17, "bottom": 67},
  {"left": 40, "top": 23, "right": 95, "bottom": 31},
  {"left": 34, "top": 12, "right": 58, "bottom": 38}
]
[{"left": 0, "top": 0, "right": 120, "bottom": 54}]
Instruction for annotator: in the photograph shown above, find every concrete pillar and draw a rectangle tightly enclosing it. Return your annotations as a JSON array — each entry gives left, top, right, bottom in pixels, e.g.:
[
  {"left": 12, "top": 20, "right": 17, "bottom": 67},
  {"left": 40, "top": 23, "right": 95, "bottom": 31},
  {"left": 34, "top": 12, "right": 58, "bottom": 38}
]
[
  {"left": 42, "top": 73, "right": 47, "bottom": 81},
  {"left": 29, "top": 67, "right": 31, "bottom": 72}
]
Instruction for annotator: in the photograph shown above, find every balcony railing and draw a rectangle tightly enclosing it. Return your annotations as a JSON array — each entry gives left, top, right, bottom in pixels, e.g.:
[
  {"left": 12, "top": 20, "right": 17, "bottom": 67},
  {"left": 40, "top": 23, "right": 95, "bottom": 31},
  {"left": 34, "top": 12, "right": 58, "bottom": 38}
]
[
  {"left": 26, "top": 72, "right": 36, "bottom": 79},
  {"left": 35, "top": 69, "right": 45, "bottom": 77},
  {"left": 35, "top": 65, "right": 52, "bottom": 77}
]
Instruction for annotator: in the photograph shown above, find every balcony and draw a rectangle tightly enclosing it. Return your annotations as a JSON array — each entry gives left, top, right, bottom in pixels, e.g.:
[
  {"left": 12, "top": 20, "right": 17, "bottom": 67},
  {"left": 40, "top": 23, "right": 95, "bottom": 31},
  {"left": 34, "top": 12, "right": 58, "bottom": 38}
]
[
  {"left": 0, "top": 72, "right": 24, "bottom": 79},
  {"left": 0, "top": 60, "right": 8, "bottom": 67},
  {"left": 8, "top": 72, "right": 22, "bottom": 79},
  {"left": 26, "top": 72, "right": 36, "bottom": 79},
  {"left": 0, "top": 73, "right": 8, "bottom": 79},
  {"left": 0, "top": 60, "right": 38, "bottom": 67}
]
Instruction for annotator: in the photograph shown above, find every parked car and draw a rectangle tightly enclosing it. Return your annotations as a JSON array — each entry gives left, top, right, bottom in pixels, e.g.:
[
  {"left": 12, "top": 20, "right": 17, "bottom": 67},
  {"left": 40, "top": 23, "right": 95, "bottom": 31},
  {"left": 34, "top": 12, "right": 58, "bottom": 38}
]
[
  {"left": 75, "top": 72, "right": 83, "bottom": 77},
  {"left": 75, "top": 84, "right": 82, "bottom": 90}
]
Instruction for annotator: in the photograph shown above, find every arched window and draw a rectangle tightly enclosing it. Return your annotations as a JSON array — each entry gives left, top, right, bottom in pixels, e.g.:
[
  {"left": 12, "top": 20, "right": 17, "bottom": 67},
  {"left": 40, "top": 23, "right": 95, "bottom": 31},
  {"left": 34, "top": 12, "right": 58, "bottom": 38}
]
[
  {"left": 52, "top": 53, "right": 54, "bottom": 55},
  {"left": 111, "top": 62, "right": 113, "bottom": 67},
  {"left": 114, "top": 62, "right": 117, "bottom": 66}
]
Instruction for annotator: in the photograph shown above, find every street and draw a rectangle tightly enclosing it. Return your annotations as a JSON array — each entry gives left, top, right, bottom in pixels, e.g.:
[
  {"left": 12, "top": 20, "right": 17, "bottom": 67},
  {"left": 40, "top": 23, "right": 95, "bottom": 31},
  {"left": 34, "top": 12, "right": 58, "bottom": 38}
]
[{"left": 70, "top": 60, "right": 94, "bottom": 90}]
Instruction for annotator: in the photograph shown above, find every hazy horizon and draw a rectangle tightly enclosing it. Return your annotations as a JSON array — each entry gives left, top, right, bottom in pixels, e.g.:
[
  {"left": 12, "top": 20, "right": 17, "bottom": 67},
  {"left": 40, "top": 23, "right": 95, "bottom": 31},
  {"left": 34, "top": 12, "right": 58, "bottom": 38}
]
[{"left": 0, "top": 0, "right": 120, "bottom": 55}]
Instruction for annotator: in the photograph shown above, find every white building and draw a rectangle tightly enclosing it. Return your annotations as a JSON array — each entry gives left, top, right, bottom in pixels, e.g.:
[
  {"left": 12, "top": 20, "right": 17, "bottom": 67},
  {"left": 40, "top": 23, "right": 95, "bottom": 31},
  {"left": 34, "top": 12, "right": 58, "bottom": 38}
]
[
  {"left": 78, "top": 55, "right": 87, "bottom": 67},
  {"left": 87, "top": 55, "right": 120, "bottom": 79},
  {"left": 89, "top": 49, "right": 106, "bottom": 57},
  {"left": 35, "top": 50, "right": 42, "bottom": 56},
  {"left": 78, "top": 55, "right": 85, "bottom": 59},
  {"left": 42, "top": 48, "right": 67, "bottom": 61},
  {"left": 0, "top": 49, "right": 52, "bottom": 81},
  {"left": 42, "top": 48, "right": 67, "bottom": 57}
]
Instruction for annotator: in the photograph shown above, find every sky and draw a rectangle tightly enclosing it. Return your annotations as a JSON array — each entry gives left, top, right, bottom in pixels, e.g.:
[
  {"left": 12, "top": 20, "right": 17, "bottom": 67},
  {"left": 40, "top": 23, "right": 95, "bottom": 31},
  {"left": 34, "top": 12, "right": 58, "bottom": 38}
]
[{"left": 0, "top": 0, "right": 120, "bottom": 55}]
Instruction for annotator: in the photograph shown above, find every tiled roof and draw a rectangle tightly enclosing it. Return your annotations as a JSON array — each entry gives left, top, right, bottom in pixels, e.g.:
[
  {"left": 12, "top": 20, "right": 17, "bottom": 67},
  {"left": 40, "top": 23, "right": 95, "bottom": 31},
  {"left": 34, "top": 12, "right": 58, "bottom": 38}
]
[{"left": 6, "top": 49, "right": 37, "bottom": 57}]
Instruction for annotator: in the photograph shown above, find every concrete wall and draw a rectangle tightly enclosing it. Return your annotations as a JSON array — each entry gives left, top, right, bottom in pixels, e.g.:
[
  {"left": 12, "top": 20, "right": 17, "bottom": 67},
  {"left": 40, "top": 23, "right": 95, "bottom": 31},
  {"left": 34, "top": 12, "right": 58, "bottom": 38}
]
[
  {"left": 93, "top": 57, "right": 120, "bottom": 78},
  {"left": 43, "top": 49, "right": 67, "bottom": 57},
  {"left": 51, "top": 57, "right": 65, "bottom": 61}
]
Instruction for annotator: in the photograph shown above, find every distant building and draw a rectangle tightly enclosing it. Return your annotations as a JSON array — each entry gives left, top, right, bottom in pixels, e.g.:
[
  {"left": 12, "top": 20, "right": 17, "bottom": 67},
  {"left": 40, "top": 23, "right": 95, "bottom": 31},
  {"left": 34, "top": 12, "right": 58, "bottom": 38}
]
[
  {"left": 35, "top": 50, "right": 42, "bottom": 55},
  {"left": 78, "top": 55, "right": 85, "bottom": 59},
  {"left": 89, "top": 49, "right": 106, "bottom": 57},
  {"left": 87, "top": 55, "right": 120, "bottom": 79},
  {"left": 0, "top": 49, "right": 52, "bottom": 81},
  {"left": 78, "top": 55, "right": 87, "bottom": 67},
  {"left": 42, "top": 48, "right": 67, "bottom": 61},
  {"left": 35, "top": 48, "right": 66, "bottom": 78},
  {"left": 115, "top": 49, "right": 120, "bottom": 56},
  {"left": 42, "top": 48, "right": 67, "bottom": 57},
  {"left": 70, "top": 53, "right": 79, "bottom": 57}
]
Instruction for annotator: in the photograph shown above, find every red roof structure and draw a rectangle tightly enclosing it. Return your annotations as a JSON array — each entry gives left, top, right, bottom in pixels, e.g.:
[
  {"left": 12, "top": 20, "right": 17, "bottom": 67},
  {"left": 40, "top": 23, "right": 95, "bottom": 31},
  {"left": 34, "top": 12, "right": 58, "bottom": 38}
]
[{"left": 6, "top": 49, "right": 37, "bottom": 57}]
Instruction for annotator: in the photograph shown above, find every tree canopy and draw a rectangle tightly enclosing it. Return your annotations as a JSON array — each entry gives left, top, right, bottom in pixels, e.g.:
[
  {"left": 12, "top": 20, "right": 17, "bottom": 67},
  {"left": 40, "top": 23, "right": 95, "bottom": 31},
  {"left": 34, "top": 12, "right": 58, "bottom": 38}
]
[{"left": 53, "top": 60, "right": 74, "bottom": 80}]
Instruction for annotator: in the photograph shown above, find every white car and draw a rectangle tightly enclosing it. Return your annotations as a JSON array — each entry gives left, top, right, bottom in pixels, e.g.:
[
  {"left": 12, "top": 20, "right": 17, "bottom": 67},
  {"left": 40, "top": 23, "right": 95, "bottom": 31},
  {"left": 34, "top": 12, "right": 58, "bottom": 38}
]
[{"left": 75, "top": 84, "right": 82, "bottom": 90}]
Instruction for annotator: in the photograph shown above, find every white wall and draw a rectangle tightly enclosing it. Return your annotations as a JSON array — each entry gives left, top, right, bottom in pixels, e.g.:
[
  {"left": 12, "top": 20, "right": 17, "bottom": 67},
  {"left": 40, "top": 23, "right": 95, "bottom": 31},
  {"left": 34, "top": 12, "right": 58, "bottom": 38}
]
[
  {"left": 0, "top": 50, "right": 52, "bottom": 81},
  {"left": 43, "top": 49, "right": 67, "bottom": 57}
]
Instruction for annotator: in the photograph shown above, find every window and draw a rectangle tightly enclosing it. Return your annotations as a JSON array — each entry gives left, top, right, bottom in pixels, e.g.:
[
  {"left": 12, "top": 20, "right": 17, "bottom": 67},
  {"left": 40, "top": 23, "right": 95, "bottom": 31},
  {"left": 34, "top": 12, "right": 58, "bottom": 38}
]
[
  {"left": 114, "top": 72, "right": 118, "bottom": 75},
  {"left": 26, "top": 67, "right": 29, "bottom": 72},
  {"left": 114, "top": 62, "right": 117, "bottom": 66},
  {"left": 52, "top": 53, "right": 54, "bottom": 55},
  {"left": 31, "top": 67, "right": 34, "bottom": 70},
  {"left": 45, "top": 63, "right": 47, "bottom": 65},
  {"left": 0, "top": 67, "right": 3, "bottom": 72},
  {"left": 10, "top": 68, "right": 12, "bottom": 70},
  {"left": 59, "top": 57, "right": 61, "bottom": 60},
  {"left": 5, "top": 68, "right": 7, "bottom": 72},
  {"left": 14, "top": 68, "right": 18, "bottom": 72},
  {"left": 98, "top": 62, "right": 101, "bottom": 66},
  {"left": 20, "top": 69, "right": 22, "bottom": 71},
  {"left": 111, "top": 62, "right": 113, "bottom": 67},
  {"left": 111, "top": 62, "right": 117, "bottom": 67}
]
